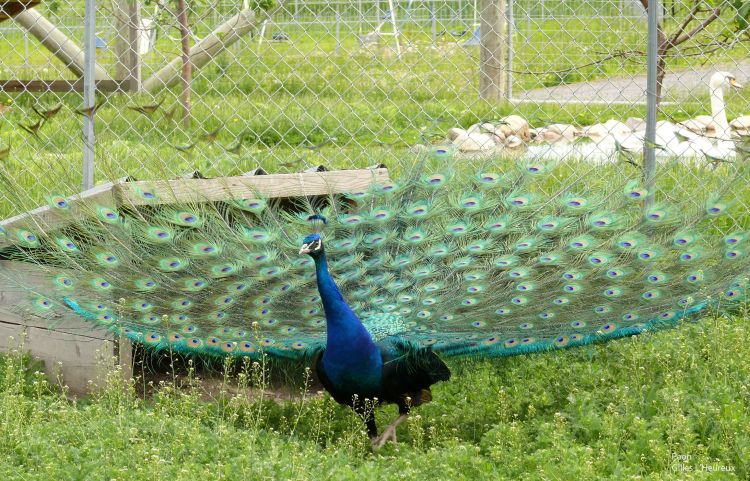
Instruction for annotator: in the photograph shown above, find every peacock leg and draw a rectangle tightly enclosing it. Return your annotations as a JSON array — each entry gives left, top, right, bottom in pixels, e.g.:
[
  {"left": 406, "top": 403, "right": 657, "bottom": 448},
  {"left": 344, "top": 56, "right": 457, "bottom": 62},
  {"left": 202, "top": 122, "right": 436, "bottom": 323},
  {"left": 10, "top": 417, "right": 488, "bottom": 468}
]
[{"left": 372, "top": 414, "right": 408, "bottom": 449}]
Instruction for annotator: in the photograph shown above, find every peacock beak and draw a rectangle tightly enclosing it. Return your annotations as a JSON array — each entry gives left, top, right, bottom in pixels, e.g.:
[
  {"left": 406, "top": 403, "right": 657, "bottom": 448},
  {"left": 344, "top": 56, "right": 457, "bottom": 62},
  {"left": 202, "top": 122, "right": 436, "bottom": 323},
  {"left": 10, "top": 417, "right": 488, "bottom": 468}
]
[
  {"left": 299, "top": 239, "right": 322, "bottom": 255},
  {"left": 731, "top": 78, "right": 743, "bottom": 89}
]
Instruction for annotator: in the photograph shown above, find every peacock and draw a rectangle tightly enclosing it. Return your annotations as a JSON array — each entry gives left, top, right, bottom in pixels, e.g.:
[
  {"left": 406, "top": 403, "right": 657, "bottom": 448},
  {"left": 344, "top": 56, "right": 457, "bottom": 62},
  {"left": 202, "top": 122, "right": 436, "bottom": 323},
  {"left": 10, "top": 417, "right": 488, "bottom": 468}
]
[{"left": 1, "top": 147, "right": 750, "bottom": 447}]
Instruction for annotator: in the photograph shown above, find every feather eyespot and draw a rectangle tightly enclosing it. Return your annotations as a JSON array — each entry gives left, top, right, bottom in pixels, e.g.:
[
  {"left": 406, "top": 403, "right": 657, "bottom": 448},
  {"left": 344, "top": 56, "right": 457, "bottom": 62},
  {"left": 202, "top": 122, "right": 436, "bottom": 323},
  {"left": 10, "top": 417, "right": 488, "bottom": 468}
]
[
  {"left": 145, "top": 333, "right": 161, "bottom": 343},
  {"left": 48, "top": 195, "right": 70, "bottom": 210}
]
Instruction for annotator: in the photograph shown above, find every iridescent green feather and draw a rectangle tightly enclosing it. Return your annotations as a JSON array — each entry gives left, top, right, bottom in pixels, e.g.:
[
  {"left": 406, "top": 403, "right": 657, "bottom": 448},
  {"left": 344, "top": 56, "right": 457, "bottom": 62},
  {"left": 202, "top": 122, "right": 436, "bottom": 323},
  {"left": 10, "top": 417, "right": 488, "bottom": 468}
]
[{"left": 2, "top": 149, "right": 750, "bottom": 361}]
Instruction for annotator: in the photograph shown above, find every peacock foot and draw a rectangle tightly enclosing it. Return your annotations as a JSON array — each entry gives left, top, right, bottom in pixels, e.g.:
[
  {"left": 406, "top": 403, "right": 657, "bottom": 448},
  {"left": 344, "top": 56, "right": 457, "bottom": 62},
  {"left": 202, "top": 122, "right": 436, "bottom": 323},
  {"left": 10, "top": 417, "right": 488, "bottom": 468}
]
[
  {"left": 371, "top": 414, "right": 408, "bottom": 449},
  {"left": 372, "top": 425, "right": 398, "bottom": 449}
]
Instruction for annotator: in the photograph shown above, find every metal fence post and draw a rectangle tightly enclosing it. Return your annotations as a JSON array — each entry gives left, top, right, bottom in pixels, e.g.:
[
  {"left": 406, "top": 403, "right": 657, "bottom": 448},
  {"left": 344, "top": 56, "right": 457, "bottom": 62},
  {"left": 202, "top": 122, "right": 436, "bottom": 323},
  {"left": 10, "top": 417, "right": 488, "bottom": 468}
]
[
  {"left": 431, "top": 1, "right": 437, "bottom": 47},
  {"left": 506, "top": 0, "right": 513, "bottom": 100},
  {"left": 644, "top": 0, "right": 659, "bottom": 208},
  {"left": 336, "top": 6, "right": 341, "bottom": 52},
  {"left": 82, "top": 0, "right": 96, "bottom": 190}
]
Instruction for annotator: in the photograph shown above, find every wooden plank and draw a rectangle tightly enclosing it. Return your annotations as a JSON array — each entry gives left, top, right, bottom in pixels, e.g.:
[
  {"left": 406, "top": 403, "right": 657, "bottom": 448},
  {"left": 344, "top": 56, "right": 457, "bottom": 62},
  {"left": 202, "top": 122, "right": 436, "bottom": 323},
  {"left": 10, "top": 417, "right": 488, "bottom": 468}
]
[
  {"left": 0, "top": 181, "right": 118, "bottom": 249},
  {"left": 111, "top": 0, "right": 142, "bottom": 91},
  {"left": 116, "top": 338, "right": 134, "bottom": 380},
  {"left": 0, "top": 260, "right": 117, "bottom": 395},
  {"left": 479, "top": 0, "right": 507, "bottom": 100},
  {"left": 116, "top": 168, "right": 391, "bottom": 206},
  {"left": 0, "top": 79, "right": 126, "bottom": 93},
  {"left": 0, "top": 168, "right": 390, "bottom": 250},
  {"left": 0, "top": 260, "right": 115, "bottom": 334},
  {"left": 13, "top": 9, "right": 111, "bottom": 80},
  {"left": 0, "top": 321, "right": 115, "bottom": 395},
  {"left": 0, "top": 0, "right": 40, "bottom": 22},
  {"left": 143, "top": 9, "right": 257, "bottom": 92}
]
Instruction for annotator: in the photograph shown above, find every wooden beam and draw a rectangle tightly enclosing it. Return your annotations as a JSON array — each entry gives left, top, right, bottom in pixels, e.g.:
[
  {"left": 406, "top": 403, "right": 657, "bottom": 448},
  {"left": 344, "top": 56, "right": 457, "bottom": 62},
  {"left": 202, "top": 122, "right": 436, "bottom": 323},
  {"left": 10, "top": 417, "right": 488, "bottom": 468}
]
[
  {"left": 0, "top": 168, "right": 391, "bottom": 249},
  {"left": 112, "top": 0, "right": 142, "bottom": 91},
  {"left": 0, "top": 0, "right": 40, "bottom": 22},
  {"left": 479, "top": 0, "right": 508, "bottom": 101},
  {"left": 143, "top": 9, "right": 257, "bottom": 92},
  {"left": 0, "top": 181, "right": 118, "bottom": 248},
  {"left": 0, "top": 259, "right": 118, "bottom": 395},
  {"left": 12, "top": 9, "right": 112, "bottom": 80},
  {"left": 115, "top": 168, "right": 391, "bottom": 206},
  {"left": 0, "top": 79, "right": 127, "bottom": 93}
]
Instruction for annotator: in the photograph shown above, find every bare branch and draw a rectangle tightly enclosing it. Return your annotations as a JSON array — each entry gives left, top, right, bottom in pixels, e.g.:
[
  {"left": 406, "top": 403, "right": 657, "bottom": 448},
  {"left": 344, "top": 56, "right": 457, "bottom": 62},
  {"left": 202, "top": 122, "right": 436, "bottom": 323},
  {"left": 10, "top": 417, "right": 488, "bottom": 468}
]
[
  {"left": 672, "top": 8, "right": 722, "bottom": 46},
  {"left": 668, "top": 1, "right": 703, "bottom": 47}
]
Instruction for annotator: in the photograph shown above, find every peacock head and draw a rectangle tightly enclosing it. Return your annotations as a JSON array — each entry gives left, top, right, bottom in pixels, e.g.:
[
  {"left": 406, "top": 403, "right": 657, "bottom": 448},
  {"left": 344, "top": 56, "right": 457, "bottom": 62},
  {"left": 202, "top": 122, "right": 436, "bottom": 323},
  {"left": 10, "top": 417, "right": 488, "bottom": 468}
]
[
  {"left": 300, "top": 214, "right": 327, "bottom": 256},
  {"left": 300, "top": 233, "right": 324, "bottom": 257}
]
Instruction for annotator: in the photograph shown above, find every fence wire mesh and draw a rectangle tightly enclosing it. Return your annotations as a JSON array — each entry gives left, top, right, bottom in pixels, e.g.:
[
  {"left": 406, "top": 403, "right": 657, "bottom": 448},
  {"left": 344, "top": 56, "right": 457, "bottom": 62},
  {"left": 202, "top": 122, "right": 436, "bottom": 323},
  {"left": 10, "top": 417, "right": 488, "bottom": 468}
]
[{"left": 1, "top": 0, "right": 750, "bottom": 232}]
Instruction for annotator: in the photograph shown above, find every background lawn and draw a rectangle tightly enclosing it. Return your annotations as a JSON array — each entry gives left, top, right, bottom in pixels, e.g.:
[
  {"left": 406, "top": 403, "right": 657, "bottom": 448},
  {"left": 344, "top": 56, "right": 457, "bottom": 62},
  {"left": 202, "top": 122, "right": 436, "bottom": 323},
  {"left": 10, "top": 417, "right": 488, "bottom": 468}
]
[
  {"left": 1, "top": 313, "right": 749, "bottom": 480},
  {"left": 1, "top": 3, "right": 750, "bottom": 479}
]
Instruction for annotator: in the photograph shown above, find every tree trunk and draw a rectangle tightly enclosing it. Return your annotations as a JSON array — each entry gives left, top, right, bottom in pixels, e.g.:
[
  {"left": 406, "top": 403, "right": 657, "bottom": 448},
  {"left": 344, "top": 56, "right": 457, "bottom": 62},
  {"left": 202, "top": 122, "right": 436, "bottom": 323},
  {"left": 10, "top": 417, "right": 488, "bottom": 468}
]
[
  {"left": 655, "top": 24, "right": 667, "bottom": 107},
  {"left": 177, "top": 0, "right": 192, "bottom": 128}
]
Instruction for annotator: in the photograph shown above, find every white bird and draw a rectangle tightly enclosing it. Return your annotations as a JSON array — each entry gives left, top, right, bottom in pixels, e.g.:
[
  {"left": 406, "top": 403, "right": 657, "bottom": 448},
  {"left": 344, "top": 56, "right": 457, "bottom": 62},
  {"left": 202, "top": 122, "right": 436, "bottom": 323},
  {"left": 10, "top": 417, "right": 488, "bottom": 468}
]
[
  {"left": 679, "top": 72, "right": 742, "bottom": 138},
  {"left": 730, "top": 115, "right": 750, "bottom": 136},
  {"left": 632, "top": 121, "right": 712, "bottom": 163},
  {"left": 532, "top": 123, "right": 580, "bottom": 144},
  {"left": 636, "top": 72, "right": 741, "bottom": 163}
]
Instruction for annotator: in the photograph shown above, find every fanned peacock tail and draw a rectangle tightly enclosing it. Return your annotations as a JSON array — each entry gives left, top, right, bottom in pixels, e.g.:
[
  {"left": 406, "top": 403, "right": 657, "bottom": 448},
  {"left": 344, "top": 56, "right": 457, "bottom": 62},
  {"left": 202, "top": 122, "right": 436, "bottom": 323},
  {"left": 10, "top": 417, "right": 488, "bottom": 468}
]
[{"left": 2, "top": 149, "right": 750, "bottom": 359}]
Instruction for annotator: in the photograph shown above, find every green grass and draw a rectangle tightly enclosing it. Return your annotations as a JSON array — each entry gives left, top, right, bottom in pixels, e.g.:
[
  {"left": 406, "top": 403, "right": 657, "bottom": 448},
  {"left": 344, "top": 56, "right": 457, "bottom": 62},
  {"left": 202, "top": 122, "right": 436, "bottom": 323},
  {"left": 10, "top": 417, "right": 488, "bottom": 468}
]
[
  {"left": 1, "top": 314, "right": 749, "bottom": 480},
  {"left": 1, "top": 6, "right": 749, "bottom": 478},
  {"left": 2, "top": 5, "right": 750, "bottom": 220}
]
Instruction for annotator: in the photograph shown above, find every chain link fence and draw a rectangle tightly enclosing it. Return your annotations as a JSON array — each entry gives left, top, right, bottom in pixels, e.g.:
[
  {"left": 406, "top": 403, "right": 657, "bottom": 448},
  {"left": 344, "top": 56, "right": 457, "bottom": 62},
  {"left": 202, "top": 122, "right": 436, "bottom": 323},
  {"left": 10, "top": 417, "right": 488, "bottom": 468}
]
[{"left": 1, "top": 0, "right": 750, "bottom": 229}]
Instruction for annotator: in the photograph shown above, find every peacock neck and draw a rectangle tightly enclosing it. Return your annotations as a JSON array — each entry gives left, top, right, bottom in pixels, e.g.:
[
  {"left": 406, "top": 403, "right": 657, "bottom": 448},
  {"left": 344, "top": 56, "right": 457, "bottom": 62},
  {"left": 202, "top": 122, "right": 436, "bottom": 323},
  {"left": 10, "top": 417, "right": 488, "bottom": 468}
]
[{"left": 312, "top": 252, "right": 378, "bottom": 354}]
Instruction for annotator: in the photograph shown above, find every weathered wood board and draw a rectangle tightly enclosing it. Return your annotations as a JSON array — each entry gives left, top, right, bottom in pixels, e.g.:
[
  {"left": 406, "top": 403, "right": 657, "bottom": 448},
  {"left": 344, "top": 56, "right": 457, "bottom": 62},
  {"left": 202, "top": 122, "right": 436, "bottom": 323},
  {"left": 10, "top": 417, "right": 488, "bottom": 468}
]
[
  {"left": 0, "top": 0, "right": 40, "bottom": 22},
  {"left": 0, "top": 168, "right": 390, "bottom": 250},
  {"left": 0, "top": 260, "right": 119, "bottom": 395}
]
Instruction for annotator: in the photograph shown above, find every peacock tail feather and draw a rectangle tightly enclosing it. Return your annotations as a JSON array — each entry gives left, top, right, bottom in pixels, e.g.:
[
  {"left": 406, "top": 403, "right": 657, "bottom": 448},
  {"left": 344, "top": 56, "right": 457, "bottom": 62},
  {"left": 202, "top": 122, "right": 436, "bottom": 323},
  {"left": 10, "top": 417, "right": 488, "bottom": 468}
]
[{"left": 2, "top": 149, "right": 750, "bottom": 360}]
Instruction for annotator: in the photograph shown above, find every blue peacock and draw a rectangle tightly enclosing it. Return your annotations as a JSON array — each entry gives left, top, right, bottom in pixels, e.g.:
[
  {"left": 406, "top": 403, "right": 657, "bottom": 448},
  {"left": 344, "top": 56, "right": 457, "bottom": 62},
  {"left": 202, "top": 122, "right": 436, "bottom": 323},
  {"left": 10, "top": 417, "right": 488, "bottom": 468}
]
[{"left": 2, "top": 147, "right": 750, "bottom": 447}]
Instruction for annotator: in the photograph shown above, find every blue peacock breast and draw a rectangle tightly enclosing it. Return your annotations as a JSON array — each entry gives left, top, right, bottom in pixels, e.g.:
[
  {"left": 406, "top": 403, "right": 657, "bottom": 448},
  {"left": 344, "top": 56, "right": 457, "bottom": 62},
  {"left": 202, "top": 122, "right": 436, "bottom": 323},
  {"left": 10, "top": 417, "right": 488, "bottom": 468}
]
[{"left": 321, "top": 345, "right": 384, "bottom": 397}]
